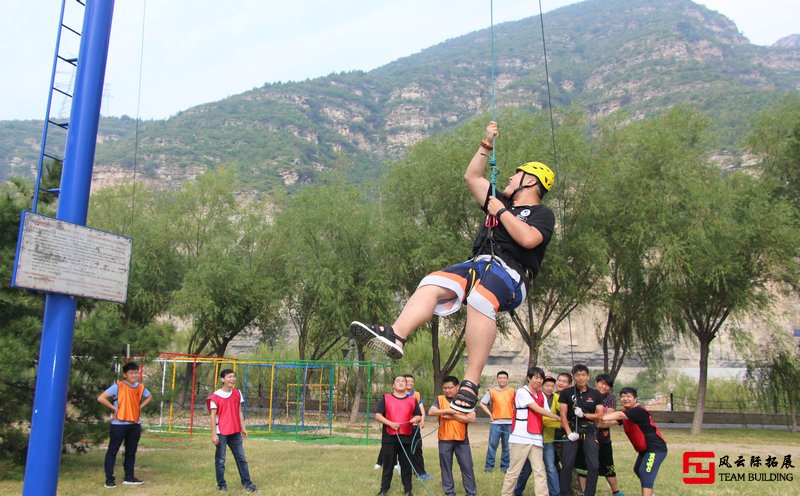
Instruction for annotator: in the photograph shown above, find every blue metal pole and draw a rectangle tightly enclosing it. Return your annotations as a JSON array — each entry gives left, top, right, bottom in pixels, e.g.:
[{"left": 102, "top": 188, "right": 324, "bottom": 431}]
[{"left": 23, "top": 1, "right": 115, "bottom": 495}]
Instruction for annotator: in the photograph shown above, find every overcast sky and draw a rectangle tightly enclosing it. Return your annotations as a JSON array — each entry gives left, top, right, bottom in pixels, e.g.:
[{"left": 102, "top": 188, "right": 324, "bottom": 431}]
[{"left": 1, "top": 0, "right": 797, "bottom": 121}]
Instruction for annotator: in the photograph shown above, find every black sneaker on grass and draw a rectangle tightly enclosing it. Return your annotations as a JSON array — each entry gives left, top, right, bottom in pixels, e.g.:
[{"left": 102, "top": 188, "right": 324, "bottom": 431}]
[
  {"left": 244, "top": 484, "right": 258, "bottom": 492},
  {"left": 104, "top": 480, "right": 116, "bottom": 489},
  {"left": 349, "top": 322, "right": 405, "bottom": 359},
  {"left": 122, "top": 477, "right": 144, "bottom": 485}
]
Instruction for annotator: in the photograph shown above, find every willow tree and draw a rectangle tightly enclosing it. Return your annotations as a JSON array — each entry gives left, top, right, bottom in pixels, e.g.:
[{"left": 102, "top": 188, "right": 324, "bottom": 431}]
[{"left": 666, "top": 164, "right": 800, "bottom": 434}]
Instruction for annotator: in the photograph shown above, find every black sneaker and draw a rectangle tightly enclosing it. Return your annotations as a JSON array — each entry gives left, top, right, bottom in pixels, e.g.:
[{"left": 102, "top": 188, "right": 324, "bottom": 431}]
[
  {"left": 349, "top": 322, "right": 405, "bottom": 359},
  {"left": 122, "top": 477, "right": 144, "bottom": 485},
  {"left": 243, "top": 484, "right": 258, "bottom": 492},
  {"left": 218, "top": 485, "right": 228, "bottom": 492},
  {"left": 104, "top": 480, "right": 116, "bottom": 489}
]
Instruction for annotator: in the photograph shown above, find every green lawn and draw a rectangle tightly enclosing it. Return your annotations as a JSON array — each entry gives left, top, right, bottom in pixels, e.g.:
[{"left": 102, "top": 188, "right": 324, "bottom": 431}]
[{"left": 3, "top": 426, "right": 798, "bottom": 495}]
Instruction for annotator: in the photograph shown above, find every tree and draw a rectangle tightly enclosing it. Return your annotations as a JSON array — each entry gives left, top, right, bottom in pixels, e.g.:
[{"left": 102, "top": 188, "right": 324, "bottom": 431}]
[
  {"left": 503, "top": 108, "right": 607, "bottom": 368},
  {"left": 274, "top": 174, "right": 395, "bottom": 361},
  {"left": 587, "top": 107, "right": 709, "bottom": 378},
  {"left": 665, "top": 168, "right": 799, "bottom": 434},
  {"left": 163, "top": 167, "right": 284, "bottom": 358},
  {"left": 747, "top": 342, "right": 800, "bottom": 432},
  {"left": 744, "top": 93, "right": 800, "bottom": 204}
]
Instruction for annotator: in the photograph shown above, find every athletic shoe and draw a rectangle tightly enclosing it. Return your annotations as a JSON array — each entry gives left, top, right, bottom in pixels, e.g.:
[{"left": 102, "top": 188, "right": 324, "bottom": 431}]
[
  {"left": 243, "top": 484, "right": 258, "bottom": 492},
  {"left": 218, "top": 485, "right": 228, "bottom": 492},
  {"left": 349, "top": 321, "right": 404, "bottom": 359},
  {"left": 373, "top": 463, "right": 381, "bottom": 470},
  {"left": 375, "top": 491, "right": 388, "bottom": 496},
  {"left": 104, "top": 480, "right": 116, "bottom": 489},
  {"left": 122, "top": 477, "right": 144, "bottom": 485}
]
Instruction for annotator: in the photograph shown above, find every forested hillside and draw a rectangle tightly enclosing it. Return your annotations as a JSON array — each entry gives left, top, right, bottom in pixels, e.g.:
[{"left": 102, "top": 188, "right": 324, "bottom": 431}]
[{"left": 1, "top": 0, "right": 798, "bottom": 188}]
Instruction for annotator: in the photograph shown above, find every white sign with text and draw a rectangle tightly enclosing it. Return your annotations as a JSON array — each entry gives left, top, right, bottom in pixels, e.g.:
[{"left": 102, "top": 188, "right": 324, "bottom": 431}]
[{"left": 12, "top": 211, "right": 132, "bottom": 303}]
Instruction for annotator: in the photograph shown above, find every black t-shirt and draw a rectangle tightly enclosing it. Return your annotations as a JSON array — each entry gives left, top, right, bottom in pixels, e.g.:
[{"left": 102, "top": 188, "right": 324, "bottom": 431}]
[
  {"left": 472, "top": 190, "right": 555, "bottom": 282},
  {"left": 623, "top": 406, "right": 668, "bottom": 452},
  {"left": 375, "top": 394, "right": 422, "bottom": 444},
  {"left": 559, "top": 386, "right": 603, "bottom": 431}
]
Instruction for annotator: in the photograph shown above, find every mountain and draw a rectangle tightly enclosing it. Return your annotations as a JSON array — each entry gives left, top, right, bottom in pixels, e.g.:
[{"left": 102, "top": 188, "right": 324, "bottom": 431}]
[{"left": 2, "top": 0, "right": 799, "bottom": 189}]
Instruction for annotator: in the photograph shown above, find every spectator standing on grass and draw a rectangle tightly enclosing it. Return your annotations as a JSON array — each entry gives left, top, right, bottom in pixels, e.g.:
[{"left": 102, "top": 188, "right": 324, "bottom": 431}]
[
  {"left": 206, "top": 369, "right": 258, "bottom": 492},
  {"left": 429, "top": 375, "right": 477, "bottom": 496},
  {"left": 374, "top": 375, "right": 422, "bottom": 496},
  {"left": 479, "top": 370, "right": 515, "bottom": 473},
  {"left": 97, "top": 361, "right": 151, "bottom": 489}
]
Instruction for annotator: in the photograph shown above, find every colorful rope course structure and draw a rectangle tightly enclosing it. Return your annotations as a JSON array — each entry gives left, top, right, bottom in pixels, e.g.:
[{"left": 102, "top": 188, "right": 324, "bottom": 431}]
[{"left": 129, "top": 353, "right": 395, "bottom": 444}]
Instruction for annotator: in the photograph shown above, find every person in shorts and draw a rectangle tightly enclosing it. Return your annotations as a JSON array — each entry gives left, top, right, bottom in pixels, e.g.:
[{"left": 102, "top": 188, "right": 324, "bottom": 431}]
[{"left": 350, "top": 121, "right": 555, "bottom": 414}]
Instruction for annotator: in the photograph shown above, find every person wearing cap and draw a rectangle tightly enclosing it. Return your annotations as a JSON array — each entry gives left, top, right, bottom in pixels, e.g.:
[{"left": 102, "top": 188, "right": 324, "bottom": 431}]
[{"left": 351, "top": 120, "right": 556, "bottom": 414}]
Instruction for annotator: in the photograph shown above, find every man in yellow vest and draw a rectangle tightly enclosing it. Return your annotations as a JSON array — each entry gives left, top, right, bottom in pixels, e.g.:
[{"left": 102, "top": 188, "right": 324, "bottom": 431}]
[
  {"left": 479, "top": 370, "right": 515, "bottom": 472},
  {"left": 405, "top": 374, "right": 429, "bottom": 479},
  {"left": 97, "top": 362, "right": 152, "bottom": 489},
  {"left": 429, "top": 376, "right": 477, "bottom": 496}
]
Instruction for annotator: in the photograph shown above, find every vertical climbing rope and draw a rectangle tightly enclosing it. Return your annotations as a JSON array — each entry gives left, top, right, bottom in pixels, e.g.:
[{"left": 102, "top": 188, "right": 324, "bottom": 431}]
[
  {"left": 129, "top": 0, "right": 147, "bottom": 233},
  {"left": 537, "top": 0, "right": 579, "bottom": 434},
  {"left": 485, "top": 0, "right": 499, "bottom": 229}
]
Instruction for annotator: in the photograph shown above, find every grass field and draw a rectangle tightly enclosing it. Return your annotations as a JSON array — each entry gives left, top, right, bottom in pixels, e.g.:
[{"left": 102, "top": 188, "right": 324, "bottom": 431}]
[{"left": 3, "top": 424, "right": 798, "bottom": 495}]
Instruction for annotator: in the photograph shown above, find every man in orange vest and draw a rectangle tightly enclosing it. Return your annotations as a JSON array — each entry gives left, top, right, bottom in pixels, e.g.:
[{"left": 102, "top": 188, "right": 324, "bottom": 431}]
[
  {"left": 429, "top": 375, "right": 477, "bottom": 496},
  {"left": 375, "top": 375, "right": 422, "bottom": 496},
  {"left": 97, "top": 362, "right": 152, "bottom": 489},
  {"left": 479, "top": 370, "right": 515, "bottom": 472},
  {"left": 207, "top": 369, "right": 258, "bottom": 492}
]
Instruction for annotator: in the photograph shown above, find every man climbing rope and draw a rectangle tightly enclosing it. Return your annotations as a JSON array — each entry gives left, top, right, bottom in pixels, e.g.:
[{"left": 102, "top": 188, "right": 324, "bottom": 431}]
[{"left": 351, "top": 120, "right": 555, "bottom": 413}]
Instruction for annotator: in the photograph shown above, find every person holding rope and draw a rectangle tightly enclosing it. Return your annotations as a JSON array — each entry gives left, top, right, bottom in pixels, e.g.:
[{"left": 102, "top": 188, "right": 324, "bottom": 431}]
[
  {"left": 429, "top": 375, "right": 477, "bottom": 496},
  {"left": 405, "top": 374, "right": 430, "bottom": 480},
  {"left": 559, "top": 364, "right": 605, "bottom": 496},
  {"left": 351, "top": 121, "right": 556, "bottom": 413},
  {"left": 501, "top": 366, "right": 561, "bottom": 496},
  {"left": 374, "top": 375, "right": 423, "bottom": 496},
  {"left": 602, "top": 387, "right": 668, "bottom": 496}
]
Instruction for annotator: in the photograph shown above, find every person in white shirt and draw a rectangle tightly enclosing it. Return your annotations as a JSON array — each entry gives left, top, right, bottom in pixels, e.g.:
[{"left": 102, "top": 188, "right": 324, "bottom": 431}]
[{"left": 501, "top": 367, "right": 561, "bottom": 496}]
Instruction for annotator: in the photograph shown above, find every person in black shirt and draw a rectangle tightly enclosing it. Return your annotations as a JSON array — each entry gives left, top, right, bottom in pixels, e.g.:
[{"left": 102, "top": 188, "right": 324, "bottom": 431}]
[
  {"left": 351, "top": 121, "right": 555, "bottom": 414},
  {"left": 374, "top": 375, "right": 423, "bottom": 496},
  {"left": 558, "top": 364, "right": 605, "bottom": 496},
  {"left": 602, "top": 387, "right": 667, "bottom": 496}
]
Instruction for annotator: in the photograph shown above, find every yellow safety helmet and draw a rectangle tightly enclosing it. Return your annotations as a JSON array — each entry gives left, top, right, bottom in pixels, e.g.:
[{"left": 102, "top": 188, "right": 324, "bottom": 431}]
[{"left": 516, "top": 162, "right": 555, "bottom": 192}]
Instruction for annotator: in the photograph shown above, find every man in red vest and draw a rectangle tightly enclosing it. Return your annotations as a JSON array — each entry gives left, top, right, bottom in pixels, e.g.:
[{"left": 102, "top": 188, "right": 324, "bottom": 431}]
[
  {"left": 501, "top": 366, "right": 560, "bottom": 496},
  {"left": 375, "top": 375, "right": 422, "bottom": 496},
  {"left": 207, "top": 369, "right": 258, "bottom": 492},
  {"left": 97, "top": 361, "right": 151, "bottom": 489},
  {"left": 429, "top": 375, "right": 477, "bottom": 496}
]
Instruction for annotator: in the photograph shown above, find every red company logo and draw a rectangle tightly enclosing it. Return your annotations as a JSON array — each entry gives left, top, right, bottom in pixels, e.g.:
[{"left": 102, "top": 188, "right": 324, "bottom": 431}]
[{"left": 683, "top": 451, "right": 716, "bottom": 484}]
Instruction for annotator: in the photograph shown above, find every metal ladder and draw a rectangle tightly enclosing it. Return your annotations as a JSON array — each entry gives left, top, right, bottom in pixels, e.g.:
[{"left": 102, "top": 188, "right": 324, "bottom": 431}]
[{"left": 32, "top": 0, "right": 86, "bottom": 214}]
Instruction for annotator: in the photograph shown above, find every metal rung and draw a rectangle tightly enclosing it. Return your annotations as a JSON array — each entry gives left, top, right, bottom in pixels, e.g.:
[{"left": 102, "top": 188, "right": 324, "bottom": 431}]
[
  {"left": 53, "top": 86, "right": 73, "bottom": 98},
  {"left": 48, "top": 119, "right": 69, "bottom": 129},
  {"left": 40, "top": 187, "right": 61, "bottom": 195},
  {"left": 57, "top": 55, "right": 78, "bottom": 66},
  {"left": 43, "top": 153, "right": 64, "bottom": 162},
  {"left": 62, "top": 24, "right": 81, "bottom": 37}
]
